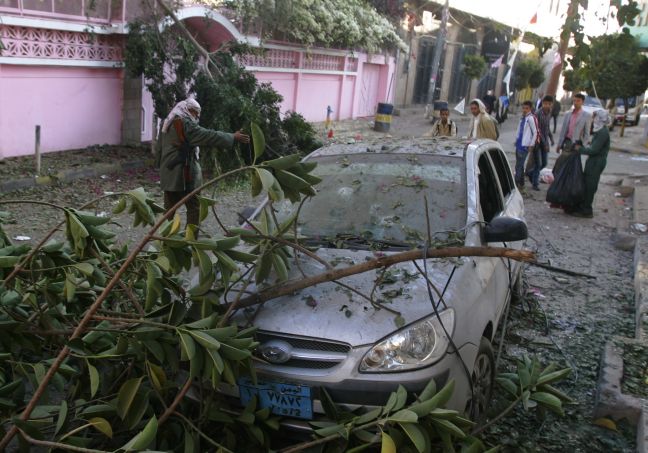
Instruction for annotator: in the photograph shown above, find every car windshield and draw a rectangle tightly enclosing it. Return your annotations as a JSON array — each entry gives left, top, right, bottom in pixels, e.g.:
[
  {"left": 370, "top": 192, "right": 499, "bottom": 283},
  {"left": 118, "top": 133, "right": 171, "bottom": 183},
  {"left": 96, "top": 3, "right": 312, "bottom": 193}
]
[
  {"left": 274, "top": 153, "right": 467, "bottom": 246},
  {"left": 616, "top": 97, "right": 637, "bottom": 107},
  {"left": 584, "top": 97, "right": 603, "bottom": 108}
]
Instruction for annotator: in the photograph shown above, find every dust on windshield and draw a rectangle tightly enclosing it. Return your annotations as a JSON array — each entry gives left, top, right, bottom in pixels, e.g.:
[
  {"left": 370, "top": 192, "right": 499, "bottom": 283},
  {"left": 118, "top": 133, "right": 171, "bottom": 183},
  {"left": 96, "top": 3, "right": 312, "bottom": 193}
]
[{"left": 275, "top": 153, "right": 466, "bottom": 245}]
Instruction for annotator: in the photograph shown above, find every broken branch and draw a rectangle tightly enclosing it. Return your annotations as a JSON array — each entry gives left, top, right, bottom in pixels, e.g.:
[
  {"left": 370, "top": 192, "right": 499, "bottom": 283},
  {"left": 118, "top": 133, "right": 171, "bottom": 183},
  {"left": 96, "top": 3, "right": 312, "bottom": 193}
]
[{"left": 230, "top": 247, "right": 536, "bottom": 310}]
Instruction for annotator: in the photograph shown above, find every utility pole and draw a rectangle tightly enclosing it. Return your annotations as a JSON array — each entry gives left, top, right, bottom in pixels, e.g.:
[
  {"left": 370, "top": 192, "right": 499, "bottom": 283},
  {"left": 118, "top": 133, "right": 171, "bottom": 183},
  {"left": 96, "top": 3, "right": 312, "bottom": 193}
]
[
  {"left": 545, "top": 0, "right": 577, "bottom": 97},
  {"left": 426, "top": 0, "right": 449, "bottom": 104}
]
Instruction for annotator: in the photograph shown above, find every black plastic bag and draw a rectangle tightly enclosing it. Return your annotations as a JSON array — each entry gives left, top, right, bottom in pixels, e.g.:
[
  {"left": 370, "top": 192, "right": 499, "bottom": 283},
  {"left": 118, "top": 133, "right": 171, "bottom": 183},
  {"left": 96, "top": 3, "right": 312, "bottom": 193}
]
[{"left": 546, "top": 152, "right": 585, "bottom": 205}]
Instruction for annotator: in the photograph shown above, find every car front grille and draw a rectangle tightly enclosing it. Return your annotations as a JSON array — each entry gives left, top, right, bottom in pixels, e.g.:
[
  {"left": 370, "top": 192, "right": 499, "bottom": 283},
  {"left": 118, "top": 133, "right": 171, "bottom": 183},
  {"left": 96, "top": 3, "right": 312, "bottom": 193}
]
[{"left": 254, "top": 331, "right": 351, "bottom": 371}]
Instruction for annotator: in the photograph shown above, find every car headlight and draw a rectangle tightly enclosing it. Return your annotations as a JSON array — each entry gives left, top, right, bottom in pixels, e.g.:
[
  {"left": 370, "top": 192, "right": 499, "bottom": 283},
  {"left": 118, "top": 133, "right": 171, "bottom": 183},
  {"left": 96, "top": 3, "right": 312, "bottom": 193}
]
[{"left": 359, "top": 309, "right": 455, "bottom": 372}]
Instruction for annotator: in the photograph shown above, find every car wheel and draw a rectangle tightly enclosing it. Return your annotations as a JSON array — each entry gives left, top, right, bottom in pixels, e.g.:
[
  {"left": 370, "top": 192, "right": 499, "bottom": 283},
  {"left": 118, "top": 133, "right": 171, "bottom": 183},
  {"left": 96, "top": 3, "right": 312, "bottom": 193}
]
[{"left": 466, "top": 337, "right": 495, "bottom": 423}]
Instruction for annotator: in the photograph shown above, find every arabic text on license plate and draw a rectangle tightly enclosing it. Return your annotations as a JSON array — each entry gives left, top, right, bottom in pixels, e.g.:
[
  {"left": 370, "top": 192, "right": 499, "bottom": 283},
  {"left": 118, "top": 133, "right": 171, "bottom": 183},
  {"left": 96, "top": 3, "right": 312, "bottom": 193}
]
[{"left": 238, "top": 378, "right": 312, "bottom": 420}]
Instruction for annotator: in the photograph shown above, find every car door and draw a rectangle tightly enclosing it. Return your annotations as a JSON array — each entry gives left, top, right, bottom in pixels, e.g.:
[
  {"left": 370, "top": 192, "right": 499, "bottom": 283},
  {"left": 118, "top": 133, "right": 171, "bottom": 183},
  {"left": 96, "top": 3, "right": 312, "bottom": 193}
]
[{"left": 474, "top": 150, "right": 511, "bottom": 335}]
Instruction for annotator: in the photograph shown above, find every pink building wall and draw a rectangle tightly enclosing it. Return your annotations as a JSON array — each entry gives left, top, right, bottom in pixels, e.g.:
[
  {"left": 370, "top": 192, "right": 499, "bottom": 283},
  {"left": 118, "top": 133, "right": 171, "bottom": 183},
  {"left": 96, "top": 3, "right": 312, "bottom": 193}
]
[
  {"left": 0, "top": 3, "right": 397, "bottom": 158},
  {"left": 250, "top": 51, "right": 395, "bottom": 122},
  {"left": 0, "top": 66, "right": 123, "bottom": 158}
]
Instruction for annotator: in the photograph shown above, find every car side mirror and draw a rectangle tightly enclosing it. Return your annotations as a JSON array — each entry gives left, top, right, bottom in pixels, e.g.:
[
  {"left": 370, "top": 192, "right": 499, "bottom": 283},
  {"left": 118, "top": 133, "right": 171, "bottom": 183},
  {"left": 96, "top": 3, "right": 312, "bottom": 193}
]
[
  {"left": 237, "top": 206, "right": 257, "bottom": 225},
  {"left": 483, "top": 216, "right": 528, "bottom": 243}
]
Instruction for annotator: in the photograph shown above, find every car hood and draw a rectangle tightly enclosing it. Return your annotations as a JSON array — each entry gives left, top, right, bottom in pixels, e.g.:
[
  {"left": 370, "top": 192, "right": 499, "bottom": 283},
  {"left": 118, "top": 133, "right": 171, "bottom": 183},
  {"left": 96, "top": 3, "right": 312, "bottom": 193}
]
[{"left": 237, "top": 248, "right": 459, "bottom": 347}]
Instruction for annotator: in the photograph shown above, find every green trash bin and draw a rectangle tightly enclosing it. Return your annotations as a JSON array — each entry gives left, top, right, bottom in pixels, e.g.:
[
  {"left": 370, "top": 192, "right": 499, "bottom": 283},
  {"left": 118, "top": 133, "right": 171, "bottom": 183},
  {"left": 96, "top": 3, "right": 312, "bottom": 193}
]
[{"left": 374, "top": 103, "right": 394, "bottom": 132}]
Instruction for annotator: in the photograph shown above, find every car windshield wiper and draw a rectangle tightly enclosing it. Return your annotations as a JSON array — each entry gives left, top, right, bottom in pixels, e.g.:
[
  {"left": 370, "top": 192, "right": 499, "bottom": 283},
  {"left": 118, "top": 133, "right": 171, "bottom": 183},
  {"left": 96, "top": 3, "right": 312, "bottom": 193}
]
[{"left": 301, "top": 234, "right": 413, "bottom": 251}]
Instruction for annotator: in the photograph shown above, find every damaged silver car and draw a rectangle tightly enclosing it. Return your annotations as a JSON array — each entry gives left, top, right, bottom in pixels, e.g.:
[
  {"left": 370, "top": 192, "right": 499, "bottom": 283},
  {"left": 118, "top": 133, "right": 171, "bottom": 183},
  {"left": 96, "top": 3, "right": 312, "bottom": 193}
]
[{"left": 222, "top": 137, "right": 527, "bottom": 424}]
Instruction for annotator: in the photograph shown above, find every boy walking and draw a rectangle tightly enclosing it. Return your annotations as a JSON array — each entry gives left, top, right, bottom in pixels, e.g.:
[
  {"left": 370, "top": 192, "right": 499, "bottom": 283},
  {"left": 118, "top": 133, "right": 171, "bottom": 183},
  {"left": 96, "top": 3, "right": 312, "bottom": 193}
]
[
  {"left": 525, "top": 95, "right": 554, "bottom": 190},
  {"left": 514, "top": 101, "right": 538, "bottom": 189}
]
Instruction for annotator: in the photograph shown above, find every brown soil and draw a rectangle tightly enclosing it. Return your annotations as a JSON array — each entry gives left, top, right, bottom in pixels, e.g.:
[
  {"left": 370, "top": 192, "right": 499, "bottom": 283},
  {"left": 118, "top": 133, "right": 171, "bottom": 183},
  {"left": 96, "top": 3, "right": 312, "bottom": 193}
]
[{"left": 0, "top": 145, "right": 152, "bottom": 180}]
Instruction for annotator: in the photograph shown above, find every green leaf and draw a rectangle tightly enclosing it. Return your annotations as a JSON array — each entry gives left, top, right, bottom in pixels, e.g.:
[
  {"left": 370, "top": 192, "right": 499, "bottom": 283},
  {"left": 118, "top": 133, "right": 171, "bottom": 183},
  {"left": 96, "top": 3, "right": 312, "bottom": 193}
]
[
  {"left": 88, "top": 363, "right": 99, "bottom": 398},
  {"left": 194, "top": 248, "right": 213, "bottom": 283},
  {"left": 219, "top": 343, "right": 251, "bottom": 360},
  {"left": 251, "top": 122, "right": 266, "bottom": 162},
  {"left": 72, "top": 263, "right": 94, "bottom": 277},
  {"left": 189, "top": 331, "right": 221, "bottom": 350},
  {"left": 496, "top": 377, "right": 519, "bottom": 397},
  {"left": 33, "top": 363, "right": 46, "bottom": 385},
  {"left": 251, "top": 170, "right": 262, "bottom": 197},
  {"left": 314, "top": 424, "right": 345, "bottom": 437},
  {"left": 54, "top": 400, "right": 68, "bottom": 436},
  {"left": 388, "top": 409, "right": 418, "bottom": 423},
  {"left": 399, "top": 422, "right": 429, "bottom": 453},
  {"left": 0, "top": 256, "right": 21, "bottom": 268},
  {"left": 255, "top": 168, "right": 275, "bottom": 193},
  {"left": 393, "top": 385, "right": 407, "bottom": 411},
  {"left": 88, "top": 417, "right": 112, "bottom": 438},
  {"left": 536, "top": 368, "right": 571, "bottom": 386},
  {"left": 354, "top": 407, "right": 382, "bottom": 425},
  {"left": 121, "top": 415, "right": 157, "bottom": 451},
  {"left": 147, "top": 361, "right": 167, "bottom": 391},
  {"left": 381, "top": 432, "right": 397, "bottom": 453},
  {"left": 274, "top": 169, "right": 311, "bottom": 190},
  {"left": 530, "top": 391, "right": 564, "bottom": 415},
  {"left": 197, "top": 196, "right": 217, "bottom": 223},
  {"left": 123, "top": 391, "right": 150, "bottom": 430},
  {"left": 116, "top": 377, "right": 143, "bottom": 420},
  {"left": 113, "top": 197, "right": 127, "bottom": 214},
  {"left": 178, "top": 332, "right": 196, "bottom": 361},
  {"left": 263, "top": 154, "right": 301, "bottom": 170},
  {"left": 184, "top": 428, "right": 196, "bottom": 453},
  {"left": 74, "top": 210, "right": 111, "bottom": 226},
  {"left": 432, "top": 418, "right": 466, "bottom": 439}
]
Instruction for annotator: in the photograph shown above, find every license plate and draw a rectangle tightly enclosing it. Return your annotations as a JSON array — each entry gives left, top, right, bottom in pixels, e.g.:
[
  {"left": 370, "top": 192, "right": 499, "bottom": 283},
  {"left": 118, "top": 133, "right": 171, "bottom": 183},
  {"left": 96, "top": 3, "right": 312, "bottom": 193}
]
[{"left": 238, "top": 377, "right": 313, "bottom": 420}]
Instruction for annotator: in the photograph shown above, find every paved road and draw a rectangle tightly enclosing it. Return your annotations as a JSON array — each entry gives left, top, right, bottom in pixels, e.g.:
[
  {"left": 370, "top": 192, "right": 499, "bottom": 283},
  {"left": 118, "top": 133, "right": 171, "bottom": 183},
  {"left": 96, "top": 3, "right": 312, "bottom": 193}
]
[{"left": 496, "top": 112, "right": 648, "bottom": 177}]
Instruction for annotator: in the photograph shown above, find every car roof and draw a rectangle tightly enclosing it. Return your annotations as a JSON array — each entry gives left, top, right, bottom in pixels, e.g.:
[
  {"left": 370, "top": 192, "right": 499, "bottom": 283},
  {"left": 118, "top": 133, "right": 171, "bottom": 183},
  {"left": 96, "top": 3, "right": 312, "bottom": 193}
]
[{"left": 307, "top": 137, "right": 471, "bottom": 160}]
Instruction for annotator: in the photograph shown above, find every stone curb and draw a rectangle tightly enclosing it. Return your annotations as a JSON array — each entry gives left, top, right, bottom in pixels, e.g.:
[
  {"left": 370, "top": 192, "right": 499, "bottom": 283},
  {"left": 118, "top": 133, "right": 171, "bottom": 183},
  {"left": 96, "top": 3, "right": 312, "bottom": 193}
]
[
  {"left": 594, "top": 232, "right": 648, "bottom": 452},
  {"left": 0, "top": 159, "right": 154, "bottom": 194},
  {"left": 594, "top": 337, "right": 644, "bottom": 425},
  {"left": 640, "top": 401, "right": 648, "bottom": 453},
  {"left": 611, "top": 144, "right": 648, "bottom": 156},
  {"left": 635, "top": 236, "right": 648, "bottom": 340}
]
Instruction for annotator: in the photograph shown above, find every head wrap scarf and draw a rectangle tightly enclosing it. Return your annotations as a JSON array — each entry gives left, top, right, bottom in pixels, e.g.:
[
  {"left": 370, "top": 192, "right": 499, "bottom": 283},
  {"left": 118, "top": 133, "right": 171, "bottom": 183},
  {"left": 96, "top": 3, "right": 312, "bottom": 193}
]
[
  {"left": 592, "top": 109, "right": 609, "bottom": 132},
  {"left": 471, "top": 98, "right": 487, "bottom": 115},
  {"left": 161, "top": 98, "right": 201, "bottom": 133}
]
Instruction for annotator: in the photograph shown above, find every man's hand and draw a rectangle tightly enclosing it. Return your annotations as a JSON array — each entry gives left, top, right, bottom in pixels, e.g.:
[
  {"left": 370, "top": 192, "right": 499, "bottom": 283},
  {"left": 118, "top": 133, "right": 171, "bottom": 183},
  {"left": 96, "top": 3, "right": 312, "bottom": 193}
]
[
  {"left": 573, "top": 143, "right": 581, "bottom": 151},
  {"left": 233, "top": 130, "right": 250, "bottom": 144}
]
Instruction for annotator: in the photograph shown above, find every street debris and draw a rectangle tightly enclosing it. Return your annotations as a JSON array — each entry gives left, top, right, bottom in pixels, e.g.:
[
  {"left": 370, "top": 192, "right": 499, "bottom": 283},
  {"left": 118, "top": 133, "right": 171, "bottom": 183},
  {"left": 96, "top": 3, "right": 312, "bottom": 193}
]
[
  {"left": 13, "top": 235, "right": 31, "bottom": 241},
  {"left": 632, "top": 223, "right": 648, "bottom": 233}
]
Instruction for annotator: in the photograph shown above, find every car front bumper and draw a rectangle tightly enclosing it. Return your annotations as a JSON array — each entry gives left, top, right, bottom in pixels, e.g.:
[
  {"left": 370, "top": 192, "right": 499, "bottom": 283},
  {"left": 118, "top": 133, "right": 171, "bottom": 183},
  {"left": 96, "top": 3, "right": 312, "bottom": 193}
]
[{"left": 216, "top": 342, "right": 478, "bottom": 423}]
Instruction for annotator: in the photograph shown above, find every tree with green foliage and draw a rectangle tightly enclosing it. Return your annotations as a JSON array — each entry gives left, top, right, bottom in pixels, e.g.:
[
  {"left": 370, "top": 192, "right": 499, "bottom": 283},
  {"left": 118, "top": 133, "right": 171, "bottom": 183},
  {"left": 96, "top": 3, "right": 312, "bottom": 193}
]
[
  {"left": 513, "top": 57, "right": 546, "bottom": 92},
  {"left": 124, "top": 7, "right": 321, "bottom": 174},
  {"left": 583, "top": 31, "right": 648, "bottom": 135},
  {"left": 462, "top": 54, "right": 487, "bottom": 103},
  {"left": 547, "top": 0, "right": 641, "bottom": 97},
  {"left": 223, "top": 0, "right": 407, "bottom": 52}
]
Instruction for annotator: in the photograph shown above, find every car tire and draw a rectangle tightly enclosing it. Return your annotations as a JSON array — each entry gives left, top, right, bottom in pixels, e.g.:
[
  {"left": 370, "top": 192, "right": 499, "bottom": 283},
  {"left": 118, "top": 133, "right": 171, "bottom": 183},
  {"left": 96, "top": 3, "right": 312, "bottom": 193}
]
[
  {"left": 466, "top": 337, "right": 495, "bottom": 423},
  {"left": 511, "top": 268, "right": 525, "bottom": 304}
]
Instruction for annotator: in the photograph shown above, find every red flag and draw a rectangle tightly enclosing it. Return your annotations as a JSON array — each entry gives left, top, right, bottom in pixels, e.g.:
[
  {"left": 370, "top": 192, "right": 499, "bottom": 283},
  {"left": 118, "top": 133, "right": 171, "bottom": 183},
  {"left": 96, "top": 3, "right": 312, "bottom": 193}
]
[{"left": 530, "top": 12, "right": 538, "bottom": 24}]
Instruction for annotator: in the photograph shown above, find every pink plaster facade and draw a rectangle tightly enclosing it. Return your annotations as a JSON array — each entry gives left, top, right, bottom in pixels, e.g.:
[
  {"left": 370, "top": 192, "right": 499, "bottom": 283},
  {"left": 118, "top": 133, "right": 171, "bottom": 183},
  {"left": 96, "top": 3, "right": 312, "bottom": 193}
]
[
  {"left": 0, "top": 65, "right": 123, "bottom": 156},
  {"left": 0, "top": 1, "right": 396, "bottom": 158}
]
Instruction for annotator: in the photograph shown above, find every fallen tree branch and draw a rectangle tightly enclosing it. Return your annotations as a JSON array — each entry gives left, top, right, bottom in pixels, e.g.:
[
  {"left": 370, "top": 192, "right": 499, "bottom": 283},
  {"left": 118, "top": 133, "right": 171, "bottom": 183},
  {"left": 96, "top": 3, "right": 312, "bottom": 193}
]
[
  {"left": 230, "top": 247, "right": 536, "bottom": 310},
  {"left": 526, "top": 261, "right": 596, "bottom": 279},
  {"left": 0, "top": 166, "right": 253, "bottom": 450}
]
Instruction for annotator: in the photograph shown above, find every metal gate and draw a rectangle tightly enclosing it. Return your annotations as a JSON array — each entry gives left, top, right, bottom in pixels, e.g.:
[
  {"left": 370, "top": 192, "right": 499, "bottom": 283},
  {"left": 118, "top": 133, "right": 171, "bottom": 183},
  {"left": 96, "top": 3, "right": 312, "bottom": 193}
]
[{"left": 412, "top": 37, "right": 445, "bottom": 104}]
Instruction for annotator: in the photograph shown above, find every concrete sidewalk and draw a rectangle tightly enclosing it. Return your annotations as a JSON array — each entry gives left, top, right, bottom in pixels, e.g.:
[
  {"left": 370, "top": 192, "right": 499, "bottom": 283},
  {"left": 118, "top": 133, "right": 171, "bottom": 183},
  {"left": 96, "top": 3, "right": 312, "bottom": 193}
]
[{"left": 610, "top": 118, "right": 648, "bottom": 155}]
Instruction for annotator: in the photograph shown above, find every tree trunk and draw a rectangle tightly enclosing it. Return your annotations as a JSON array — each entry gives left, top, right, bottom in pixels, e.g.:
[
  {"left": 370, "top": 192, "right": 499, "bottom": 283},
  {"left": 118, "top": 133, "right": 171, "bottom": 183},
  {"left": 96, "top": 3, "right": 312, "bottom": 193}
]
[
  {"left": 546, "top": 0, "right": 578, "bottom": 97},
  {"left": 620, "top": 97, "right": 628, "bottom": 137}
]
